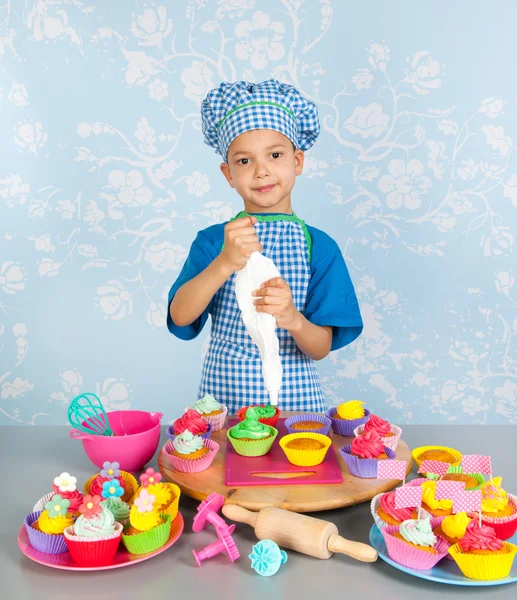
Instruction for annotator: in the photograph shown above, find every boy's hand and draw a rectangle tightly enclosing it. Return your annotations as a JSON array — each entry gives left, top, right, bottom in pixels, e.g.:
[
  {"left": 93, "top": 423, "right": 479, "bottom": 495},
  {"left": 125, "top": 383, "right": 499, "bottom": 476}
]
[
  {"left": 220, "top": 216, "right": 263, "bottom": 273},
  {"left": 252, "top": 277, "right": 301, "bottom": 331}
]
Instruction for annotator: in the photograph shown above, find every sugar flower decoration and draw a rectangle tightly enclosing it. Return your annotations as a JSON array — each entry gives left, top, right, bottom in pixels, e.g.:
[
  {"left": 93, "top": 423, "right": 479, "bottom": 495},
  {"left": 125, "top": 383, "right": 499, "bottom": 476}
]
[
  {"left": 101, "top": 461, "right": 120, "bottom": 479},
  {"left": 78, "top": 494, "right": 102, "bottom": 519},
  {"left": 139, "top": 467, "right": 162, "bottom": 488},
  {"left": 101, "top": 479, "right": 124, "bottom": 499},
  {"left": 53, "top": 472, "right": 77, "bottom": 492},
  {"left": 134, "top": 489, "right": 156, "bottom": 513},
  {"left": 44, "top": 494, "right": 71, "bottom": 517}
]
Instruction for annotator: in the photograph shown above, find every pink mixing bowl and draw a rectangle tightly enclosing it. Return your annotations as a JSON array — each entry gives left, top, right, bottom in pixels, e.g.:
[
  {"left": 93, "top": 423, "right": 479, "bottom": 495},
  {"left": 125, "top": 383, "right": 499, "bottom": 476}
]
[{"left": 69, "top": 410, "right": 163, "bottom": 472}]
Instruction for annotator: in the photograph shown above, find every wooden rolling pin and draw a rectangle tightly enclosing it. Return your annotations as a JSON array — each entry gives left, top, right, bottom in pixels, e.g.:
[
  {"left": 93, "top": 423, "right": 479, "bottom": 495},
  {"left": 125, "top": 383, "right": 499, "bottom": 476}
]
[{"left": 222, "top": 505, "right": 378, "bottom": 562}]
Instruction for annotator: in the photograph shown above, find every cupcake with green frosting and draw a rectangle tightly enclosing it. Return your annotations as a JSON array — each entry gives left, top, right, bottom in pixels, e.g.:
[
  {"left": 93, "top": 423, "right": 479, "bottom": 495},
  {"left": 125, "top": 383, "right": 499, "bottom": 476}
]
[
  {"left": 101, "top": 497, "right": 131, "bottom": 530},
  {"left": 227, "top": 407, "right": 278, "bottom": 457},
  {"left": 188, "top": 393, "right": 228, "bottom": 431},
  {"left": 237, "top": 404, "right": 280, "bottom": 427},
  {"left": 165, "top": 429, "right": 220, "bottom": 473},
  {"left": 63, "top": 496, "right": 123, "bottom": 566}
]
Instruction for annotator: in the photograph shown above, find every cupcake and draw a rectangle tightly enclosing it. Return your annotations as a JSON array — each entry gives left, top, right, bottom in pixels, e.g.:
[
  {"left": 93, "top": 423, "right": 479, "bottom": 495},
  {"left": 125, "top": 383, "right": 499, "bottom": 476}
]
[
  {"left": 469, "top": 478, "right": 517, "bottom": 540},
  {"left": 353, "top": 414, "right": 402, "bottom": 452},
  {"left": 24, "top": 495, "right": 74, "bottom": 555},
  {"left": 134, "top": 468, "right": 181, "bottom": 519},
  {"left": 64, "top": 497, "right": 123, "bottom": 566},
  {"left": 279, "top": 432, "right": 332, "bottom": 467},
  {"left": 448, "top": 521, "right": 517, "bottom": 580},
  {"left": 227, "top": 407, "right": 278, "bottom": 457},
  {"left": 84, "top": 461, "right": 138, "bottom": 503},
  {"left": 51, "top": 472, "right": 84, "bottom": 514},
  {"left": 340, "top": 430, "right": 395, "bottom": 478},
  {"left": 412, "top": 445, "right": 462, "bottom": 470},
  {"left": 326, "top": 400, "right": 371, "bottom": 436},
  {"left": 189, "top": 393, "right": 227, "bottom": 431},
  {"left": 169, "top": 409, "right": 212, "bottom": 440},
  {"left": 421, "top": 480, "right": 453, "bottom": 517},
  {"left": 284, "top": 413, "right": 332, "bottom": 436},
  {"left": 100, "top": 497, "right": 130, "bottom": 530},
  {"left": 237, "top": 404, "right": 280, "bottom": 427},
  {"left": 164, "top": 430, "right": 219, "bottom": 473},
  {"left": 121, "top": 489, "right": 172, "bottom": 555},
  {"left": 426, "top": 465, "right": 485, "bottom": 490},
  {"left": 433, "top": 511, "right": 471, "bottom": 546},
  {"left": 381, "top": 517, "right": 450, "bottom": 570},
  {"left": 371, "top": 491, "right": 421, "bottom": 528}
]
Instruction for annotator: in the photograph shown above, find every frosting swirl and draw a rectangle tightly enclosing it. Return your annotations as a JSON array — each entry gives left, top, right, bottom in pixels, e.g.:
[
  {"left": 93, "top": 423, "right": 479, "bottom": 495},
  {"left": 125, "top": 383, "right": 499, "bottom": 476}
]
[
  {"left": 246, "top": 405, "right": 277, "bottom": 419},
  {"left": 379, "top": 492, "right": 414, "bottom": 522},
  {"left": 174, "top": 409, "right": 209, "bottom": 435},
  {"left": 100, "top": 497, "right": 130, "bottom": 522},
  {"left": 364, "top": 414, "right": 391, "bottom": 436},
  {"left": 459, "top": 521, "right": 503, "bottom": 552},
  {"left": 146, "top": 482, "right": 172, "bottom": 508},
  {"left": 74, "top": 505, "right": 117, "bottom": 538},
  {"left": 172, "top": 430, "right": 205, "bottom": 455},
  {"left": 51, "top": 488, "right": 84, "bottom": 512},
  {"left": 38, "top": 510, "right": 74, "bottom": 534},
  {"left": 190, "top": 393, "right": 222, "bottom": 415},
  {"left": 230, "top": 408, "right": 271, "bottom": 440},
  {"left": 336, "top": 400, "right": 365, "bottom": 420},
  {"left": 441, "top": 511, "right": 471, "bottom": 539},
  {"left": 350, "top": 430, "right": 384, "bottom": 458},
  {"left": 129, "top": 504, "right": 162, "bottom": 532},
  {"left": 399, "top": 518, "right": 437, "bottom": 547},
  {"left": 89, "top": 475, "right": 126, "bottom": 498},
  {"left": 421, "top": 481, "right": 453, "bottom": 510},
  {"left": 481, "top": 477, "right": 508, "bottom": 513}
]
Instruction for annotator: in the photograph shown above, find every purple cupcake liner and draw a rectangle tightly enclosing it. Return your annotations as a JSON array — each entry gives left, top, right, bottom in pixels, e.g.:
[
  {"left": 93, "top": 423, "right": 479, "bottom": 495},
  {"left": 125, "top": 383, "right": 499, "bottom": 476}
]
[
  {"left": 340, "top": 445, "right": 396, "bottom": 478},
  {"left": 166, "top": 422, "right": 212, "bottom": 442},
  {"left": 326, "top": 407, "right": 371, "bottom": 436},
  {"left": 284, "top": 413, "right": 332, "bottom": 436},
  {"left": 24, "top": 511, "right": 68, "bottom": 555}
]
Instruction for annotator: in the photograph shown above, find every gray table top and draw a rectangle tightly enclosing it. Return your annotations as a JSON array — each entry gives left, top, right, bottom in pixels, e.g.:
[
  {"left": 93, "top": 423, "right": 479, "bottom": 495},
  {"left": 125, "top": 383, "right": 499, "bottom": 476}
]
[{"left": 2, "top": 425, "right": 516, "bottom": 600}]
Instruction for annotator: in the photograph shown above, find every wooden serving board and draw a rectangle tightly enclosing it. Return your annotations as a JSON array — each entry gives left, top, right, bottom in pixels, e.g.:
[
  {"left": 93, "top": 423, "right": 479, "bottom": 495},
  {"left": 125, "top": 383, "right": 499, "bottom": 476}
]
[{"left": 158, "top": 411, "right": 413, "bottom": 514}]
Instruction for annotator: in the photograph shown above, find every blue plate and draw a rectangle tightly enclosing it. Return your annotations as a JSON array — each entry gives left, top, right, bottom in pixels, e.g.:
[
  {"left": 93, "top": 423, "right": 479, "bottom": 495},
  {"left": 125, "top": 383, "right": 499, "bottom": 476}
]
[{"left": 370, "top": 524, "right": 517, "bottom": 586}]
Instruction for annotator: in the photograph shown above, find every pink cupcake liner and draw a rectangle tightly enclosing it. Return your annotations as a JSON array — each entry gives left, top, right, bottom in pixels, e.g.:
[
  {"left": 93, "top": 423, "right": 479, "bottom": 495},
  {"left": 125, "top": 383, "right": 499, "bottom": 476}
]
[
  {"left": 166, "top": 422, "right": 212, "bottom": 441},
  {"left": 370, "top": 493, "right": 432, "bottom": 530},
  {"left": 64, "top": 523, "right": 123, "bottom": 567},
  {"left": 195, "top": 405, "right": 228, "bottom": 431},
  {"left": 32, "top": 492, "right": 53, "bottom": 514},
  {"left": 340, "top": 445, "right": 396, "bottom": 478},
  {"left": 469, "top": 494, "right": 517, "bottom": 541},
  {"left": 24, "top": 511, "right": 68, "bottom": 555},
  {"left": 381, "top": 519, "right": 450, "bottom": 570},
  {"left": 284, "top": 413, "right": 332, "bottom": 436},
  {"left": 326, "top": 407, "right": 371, "bottom": 436},
  {"left": 353, "top": 424, "right": 402, "bottom": 451},
  {"left": 163, "top": 438, "right": 220, "bottom": 473}
]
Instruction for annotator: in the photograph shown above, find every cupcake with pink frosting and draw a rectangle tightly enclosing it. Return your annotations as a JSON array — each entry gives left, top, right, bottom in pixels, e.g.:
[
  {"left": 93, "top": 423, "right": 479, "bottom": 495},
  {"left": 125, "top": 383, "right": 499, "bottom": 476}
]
[
  {"left": 354, "top": 414, "right": 402, "bottom": 451},
  {"left": 168, "top": 409, "right": 212, "bottom": 440},
  {"left": 340, "top": 430, "right": 395, "bottom": 478},
  {"left": 84, "top": 461, "right": 138, "bottom": 503},
  {"left": 371, "top": 491, "right": 423, "bottom": 529}
]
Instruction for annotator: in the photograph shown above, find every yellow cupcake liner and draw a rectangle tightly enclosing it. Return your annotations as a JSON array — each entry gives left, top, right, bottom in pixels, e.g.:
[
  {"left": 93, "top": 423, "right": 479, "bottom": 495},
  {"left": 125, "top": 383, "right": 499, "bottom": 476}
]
[
  {"left": 160, "top": 483, "right": 181, "bottom": 520},
  {"left": 279, "top": 432, "right": 332, "bottom": 467},
  {"left": 84, "top": 470, "right": 138, "bottom": 503},
  {"left": 448, "top": 542, "right": 517, "bottom": 580},
  {"left": 412, "top": 445, "right": 462, "bottom": 470}
]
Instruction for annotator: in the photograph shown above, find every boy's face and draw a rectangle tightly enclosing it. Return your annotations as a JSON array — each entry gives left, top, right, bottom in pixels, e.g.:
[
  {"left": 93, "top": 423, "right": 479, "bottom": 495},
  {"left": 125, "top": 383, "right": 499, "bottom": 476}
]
[{"left": 220, "top": 129, "right": 304, "bottom": 214}]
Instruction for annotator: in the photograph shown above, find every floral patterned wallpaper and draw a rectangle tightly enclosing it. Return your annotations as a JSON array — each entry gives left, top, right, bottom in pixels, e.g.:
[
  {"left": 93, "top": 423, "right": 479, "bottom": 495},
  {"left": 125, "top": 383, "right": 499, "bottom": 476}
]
[{"left": 1, "top": 0, "right": 516, "bottom": 425}]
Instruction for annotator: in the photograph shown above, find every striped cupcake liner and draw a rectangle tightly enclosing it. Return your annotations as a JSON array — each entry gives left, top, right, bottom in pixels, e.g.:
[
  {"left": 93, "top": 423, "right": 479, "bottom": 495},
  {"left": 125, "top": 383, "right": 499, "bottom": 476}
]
[
  {"left": 162, "top": 438, "right": 220, "bottom": 473},
  {"left": 353, "top": 424, "right": 402, "bottom": 451},
  {"left": 326, "top": 407, "right": 371, "bottom": 437},
  {"left": 340, "top": 445, "right": 396, "bottom": 478},
  {"left": 24, "top": 511, "right": 68, "bottom": 555},
  {"left": 284, "top": 413, "right": 332, "bottom": 436},
  {"left": 32, "top": 492, "right": 53, "bottom": 514}
]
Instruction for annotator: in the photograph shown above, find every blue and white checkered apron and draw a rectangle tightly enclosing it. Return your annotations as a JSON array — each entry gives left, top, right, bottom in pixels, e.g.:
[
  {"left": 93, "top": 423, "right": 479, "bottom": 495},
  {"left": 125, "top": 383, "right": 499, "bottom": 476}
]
[{"left": 198, "top": 215, "right": 327, "bottom": 414}]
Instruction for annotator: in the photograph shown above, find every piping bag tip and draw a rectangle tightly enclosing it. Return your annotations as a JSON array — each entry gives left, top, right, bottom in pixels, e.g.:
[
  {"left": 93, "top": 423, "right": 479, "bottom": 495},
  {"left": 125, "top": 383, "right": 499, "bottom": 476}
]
[{"left": 268, "top": 389, "right": 279, "bottom": 406}]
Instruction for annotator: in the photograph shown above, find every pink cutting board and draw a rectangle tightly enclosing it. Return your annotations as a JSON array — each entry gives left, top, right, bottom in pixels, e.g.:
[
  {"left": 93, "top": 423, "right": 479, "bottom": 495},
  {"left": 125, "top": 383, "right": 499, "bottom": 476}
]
[{"left": 225, "top": 418, "right": 343, "bottom": 486}]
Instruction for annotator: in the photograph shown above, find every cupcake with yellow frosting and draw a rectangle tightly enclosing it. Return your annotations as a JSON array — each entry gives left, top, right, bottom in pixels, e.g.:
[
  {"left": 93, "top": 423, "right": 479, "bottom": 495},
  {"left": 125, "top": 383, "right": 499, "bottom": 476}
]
[
  {"left": 24, "top": 494, "right": 74, "bottom": 554},
  {"left": 227, "top": 407, "right": 278, "bottom": 457},
  {"left": 470, "top": 478, "right": 517, "bottom": 540},
  {"left": 164, "top": 430, "right": 219, "bottom": 473},
  {"left": 433, "top": 512, "right": 471, "bottom": 547},
  {"left": 64, "top": 496, "right": 123, "bottom": 566},
  {"left": 121, "top": 489, "right": 172, "bottom": 555},
  {"left": 134, "top": 468, "right": 181, "bottom": 519},
  {"left": 189, "top": 393, "right": 228, "bottom": 431},
  {"left": 326, "top": 400, "right": 371, "bottom": 436},
  {"left": 421, "top": 480, "right": 453, "bottom": 517}
]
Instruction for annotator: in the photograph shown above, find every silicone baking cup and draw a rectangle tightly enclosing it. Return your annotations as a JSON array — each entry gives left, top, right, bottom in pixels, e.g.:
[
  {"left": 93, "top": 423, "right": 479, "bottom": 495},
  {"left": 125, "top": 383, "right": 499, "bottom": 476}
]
[
  {"left": 448, "top": 540, "right": 517, "bottom": 580},
  {"left": 24, "top": 511, "right": 68, "bottom": 555},
  {"left": 353, "top": 423, "right": 402, "bottom": 452},
  {"left": 163, "top": 438, "right": 220, "bottom": 473},
  {"left": 279, "top": 432, "right": 332, "bottom": 467},
  {"left": 284, "top": 413, "right": 332, "bottom": 436},
  {"left": 411, "top": 445, "right": 462, "bottom": 471},
  {"left": 227, "top": 425, "right": 278, "bottom": 457},
  {"left": 340, "top": 445, "right": 396, "bottom": 478},
  {"left": 64, "top": 522, "right": 123, "bottom": 567},
  {"left": 325, "top": 407, "right": 371, "bottom": 437},
  {"left": 190, "top": 405, "right": 228, "bottom": 432},
  {"left": 122, "top": 513, "right": 172, "bottom": 555},
  {"left": 237, "top": 405, "right": 281, "bottom": 427}
]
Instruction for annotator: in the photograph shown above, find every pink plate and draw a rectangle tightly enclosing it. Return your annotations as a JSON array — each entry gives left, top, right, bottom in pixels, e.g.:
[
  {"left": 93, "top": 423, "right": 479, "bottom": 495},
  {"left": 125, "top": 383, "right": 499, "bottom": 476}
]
[{"left": 18, "top": 512, "right": 184, "bottom": 571}]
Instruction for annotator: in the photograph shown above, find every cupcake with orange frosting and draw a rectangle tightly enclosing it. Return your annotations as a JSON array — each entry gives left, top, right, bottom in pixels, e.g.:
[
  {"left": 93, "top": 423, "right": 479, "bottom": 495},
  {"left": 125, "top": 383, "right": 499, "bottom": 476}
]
[
  {"left": 448, "top": 521, "right": 517, "bottom": 580},
  {"left": 420, "top": 480, "right": 453, "bottom": 517},
  {"left": 326, "top": 400, "right": 371, "bottom": 436},
  {"left": 469, "top": 478, "right": 517, "bottom": 540},
  {"left": 24, "top": 494, "right": 74, "bottom": 554},
  {"left": 84, "top": 461, "right": 138, "bottom": 503},
  {"left": 340, "top": 430, "right": 395, "bottom": 478},
  {"left": 188, "top": 393, "right": 227, "bottom": 431},
  {"left": 354, "top": 414, "right": 402, "bottom": 451},
  {"left": 168, "top": 409, "right": 212, "bottom": 440},
  {"left": 164, "top": 430, "right": 219, "bottom": 473}
]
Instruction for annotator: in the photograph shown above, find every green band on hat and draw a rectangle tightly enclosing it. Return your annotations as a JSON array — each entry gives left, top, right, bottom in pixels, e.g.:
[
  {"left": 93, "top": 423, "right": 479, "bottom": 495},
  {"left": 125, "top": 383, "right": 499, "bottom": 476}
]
[{"left": 216, "top": 101, "right": 297, "bottom": 133}]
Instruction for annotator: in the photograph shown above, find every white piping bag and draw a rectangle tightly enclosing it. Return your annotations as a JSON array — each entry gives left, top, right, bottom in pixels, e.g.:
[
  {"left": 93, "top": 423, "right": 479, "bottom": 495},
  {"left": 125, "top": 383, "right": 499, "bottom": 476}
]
[{"left": 234, "top": 251, "right": 283, "bottom": 405}]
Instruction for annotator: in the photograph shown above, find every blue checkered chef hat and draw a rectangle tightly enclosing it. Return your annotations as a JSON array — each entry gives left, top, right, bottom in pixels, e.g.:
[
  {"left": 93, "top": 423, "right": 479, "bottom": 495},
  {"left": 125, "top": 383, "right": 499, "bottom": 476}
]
[{"left": 201, "top": 79, "right": 320, "bottom": 161}]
